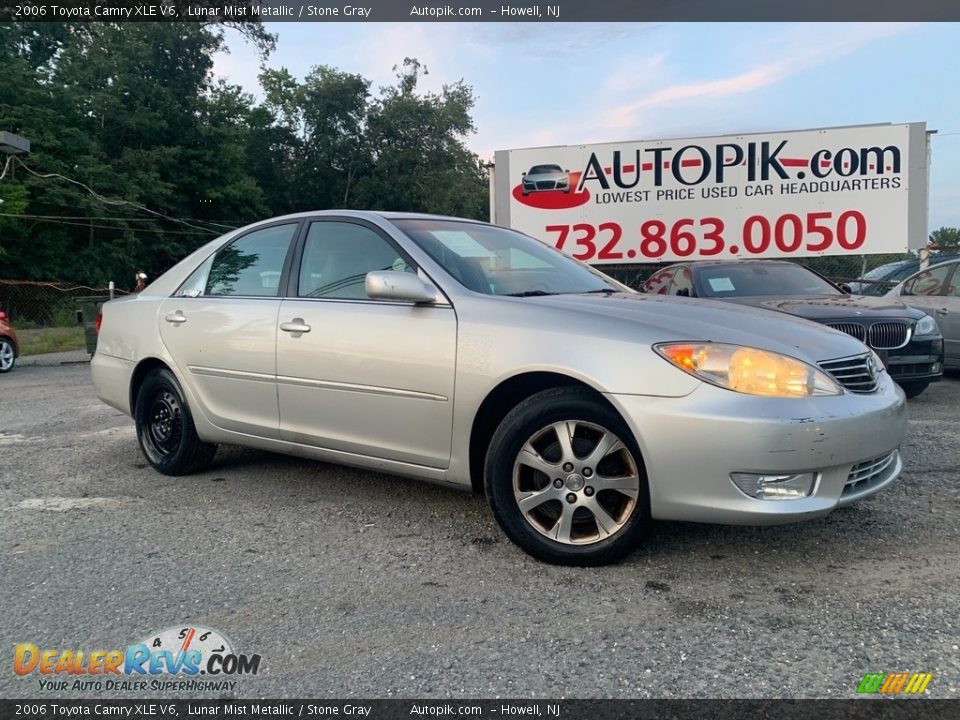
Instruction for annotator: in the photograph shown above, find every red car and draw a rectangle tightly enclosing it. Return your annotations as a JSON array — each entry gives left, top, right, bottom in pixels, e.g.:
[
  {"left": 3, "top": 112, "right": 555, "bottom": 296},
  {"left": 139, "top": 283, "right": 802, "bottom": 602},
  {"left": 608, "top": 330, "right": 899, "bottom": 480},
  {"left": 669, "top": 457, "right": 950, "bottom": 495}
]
[{"left": 0, "top": 310, "right": 19, "bottom": 373}]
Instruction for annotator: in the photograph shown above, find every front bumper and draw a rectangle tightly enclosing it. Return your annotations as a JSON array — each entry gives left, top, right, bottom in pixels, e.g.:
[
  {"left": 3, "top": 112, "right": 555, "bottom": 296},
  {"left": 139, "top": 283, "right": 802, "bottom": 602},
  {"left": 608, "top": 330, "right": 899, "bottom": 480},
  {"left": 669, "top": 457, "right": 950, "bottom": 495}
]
[
  {"left": 883, "top": 337, "right": 943, "bottom": 383},
  {"left": 606, "top": 373, "right": 906, "bottom": 525}
]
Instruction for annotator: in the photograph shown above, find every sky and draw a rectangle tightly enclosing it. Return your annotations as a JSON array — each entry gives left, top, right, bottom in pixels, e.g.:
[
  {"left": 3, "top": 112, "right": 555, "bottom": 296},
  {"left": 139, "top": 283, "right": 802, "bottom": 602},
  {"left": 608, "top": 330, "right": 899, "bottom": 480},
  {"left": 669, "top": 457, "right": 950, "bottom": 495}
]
[{"left": 213, "top": 22, "right": 960, "bottom": 231}]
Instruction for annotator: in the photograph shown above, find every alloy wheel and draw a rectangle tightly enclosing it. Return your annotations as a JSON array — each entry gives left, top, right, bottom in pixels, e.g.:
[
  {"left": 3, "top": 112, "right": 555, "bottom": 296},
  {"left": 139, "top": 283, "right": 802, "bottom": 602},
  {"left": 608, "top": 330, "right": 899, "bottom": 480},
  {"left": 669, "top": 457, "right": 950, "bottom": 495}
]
[
  {"left": 0, "top": 340, "right": 14, "bottom": 372},
  {"left": 512, "top": 420, "right": 640, "bottom": 545}
]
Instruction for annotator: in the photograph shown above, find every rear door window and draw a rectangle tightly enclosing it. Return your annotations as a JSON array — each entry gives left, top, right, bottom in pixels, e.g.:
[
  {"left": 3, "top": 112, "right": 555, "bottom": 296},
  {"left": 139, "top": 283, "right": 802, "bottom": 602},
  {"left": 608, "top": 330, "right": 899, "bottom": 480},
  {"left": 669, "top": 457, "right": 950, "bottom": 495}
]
[{"left": 205, "top": 224, "right": 299, "bottom": 297}]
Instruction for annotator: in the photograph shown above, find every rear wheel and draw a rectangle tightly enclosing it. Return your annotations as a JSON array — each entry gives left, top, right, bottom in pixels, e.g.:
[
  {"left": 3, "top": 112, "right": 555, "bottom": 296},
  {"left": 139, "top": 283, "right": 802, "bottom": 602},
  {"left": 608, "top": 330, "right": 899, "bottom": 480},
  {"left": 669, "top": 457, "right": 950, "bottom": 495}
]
[
  {"left": 0, "top": 338, "right": 14, "bottom": 373},
  {"left": 899, "top": 380, "right": 930, "bottom": 399},
  {"left": 485, "top": 387, "right": 650, "bottom": 566},
  {"left": 135, "top": 368, "right": 216, "bottom": 475}
]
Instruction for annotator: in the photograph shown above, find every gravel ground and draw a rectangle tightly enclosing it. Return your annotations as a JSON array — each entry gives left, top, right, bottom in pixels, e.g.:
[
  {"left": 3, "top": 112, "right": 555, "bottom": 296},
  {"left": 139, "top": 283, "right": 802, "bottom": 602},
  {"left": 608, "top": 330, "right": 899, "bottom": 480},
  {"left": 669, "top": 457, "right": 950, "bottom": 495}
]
[{"left": 1, "top": 365, "right": 958, "bottom": 699}]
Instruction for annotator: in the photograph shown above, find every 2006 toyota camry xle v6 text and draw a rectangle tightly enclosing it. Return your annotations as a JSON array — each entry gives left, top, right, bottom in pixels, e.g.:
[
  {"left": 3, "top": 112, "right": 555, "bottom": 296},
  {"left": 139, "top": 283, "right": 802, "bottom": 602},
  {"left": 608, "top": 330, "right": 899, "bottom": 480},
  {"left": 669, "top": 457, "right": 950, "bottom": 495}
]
[{"left": 91, "top": 211, "right": 907, "bottom": 565}]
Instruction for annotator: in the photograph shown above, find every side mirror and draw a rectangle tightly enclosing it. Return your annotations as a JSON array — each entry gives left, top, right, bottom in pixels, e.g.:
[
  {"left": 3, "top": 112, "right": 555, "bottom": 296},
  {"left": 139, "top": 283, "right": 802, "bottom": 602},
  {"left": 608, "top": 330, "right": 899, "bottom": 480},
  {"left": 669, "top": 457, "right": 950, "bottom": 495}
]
[
  {"left": 839, "top": 283, "right": 852, "bottom": 294},
  {"left": 365, "top": 271, "right": 438, "bottom": 304},
  {"left": 521, "top": 172, "right": 526, "bottom": 177}
]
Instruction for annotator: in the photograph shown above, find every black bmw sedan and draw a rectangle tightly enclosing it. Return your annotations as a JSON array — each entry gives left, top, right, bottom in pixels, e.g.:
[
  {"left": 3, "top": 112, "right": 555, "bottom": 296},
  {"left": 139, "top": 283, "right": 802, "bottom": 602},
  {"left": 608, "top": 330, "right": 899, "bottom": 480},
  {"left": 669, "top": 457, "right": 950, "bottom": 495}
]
[{"left": 642, "top": 260, "right": 944, "bottom": 398}]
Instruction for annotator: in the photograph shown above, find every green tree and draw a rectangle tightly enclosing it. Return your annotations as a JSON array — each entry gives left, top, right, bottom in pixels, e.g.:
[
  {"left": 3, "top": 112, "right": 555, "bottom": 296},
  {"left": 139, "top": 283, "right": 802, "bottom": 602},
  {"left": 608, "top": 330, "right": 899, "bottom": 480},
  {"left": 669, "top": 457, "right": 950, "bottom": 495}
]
[
  {"left": 355, "top": 59, "right": 487, "bottom": 219},
  {"left": 259, "top": 65, "right": 372, "bottom": 209},
  {"left": 0, "top": 21, "right": 274, "bottom": 284},
  {"left": 929, "top": 226, "right": 960, "bottom": 249}
]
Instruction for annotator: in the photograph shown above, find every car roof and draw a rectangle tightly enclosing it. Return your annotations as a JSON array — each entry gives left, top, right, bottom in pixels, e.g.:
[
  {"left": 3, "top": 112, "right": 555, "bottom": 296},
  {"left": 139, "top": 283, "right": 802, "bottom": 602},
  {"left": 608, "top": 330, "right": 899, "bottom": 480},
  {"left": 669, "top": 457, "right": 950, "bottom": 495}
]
[
  {"left": 238, "top": 209, "right": 490, "bottom": 226},
  {"left": 663, "top": 259, "right": 800, "bottom": 269}
]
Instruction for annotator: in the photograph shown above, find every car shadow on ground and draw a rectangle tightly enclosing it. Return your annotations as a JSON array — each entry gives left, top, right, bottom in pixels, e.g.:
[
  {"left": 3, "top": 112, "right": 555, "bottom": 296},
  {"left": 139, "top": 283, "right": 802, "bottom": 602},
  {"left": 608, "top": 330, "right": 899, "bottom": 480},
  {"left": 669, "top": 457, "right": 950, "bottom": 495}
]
[{"left": 189, "top": 443, "right": 909, "bottom": 573}]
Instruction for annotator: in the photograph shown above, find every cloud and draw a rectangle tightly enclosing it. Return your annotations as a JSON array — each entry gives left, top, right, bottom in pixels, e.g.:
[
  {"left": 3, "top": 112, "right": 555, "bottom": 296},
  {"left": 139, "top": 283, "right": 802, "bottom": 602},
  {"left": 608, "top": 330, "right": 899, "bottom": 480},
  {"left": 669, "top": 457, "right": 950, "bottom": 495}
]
[
  {"left": 601, "top": 23, "right": 913, "bottom": 133},
  {"left": 472, "top": 23, "right": 911, "bottom": 156}
]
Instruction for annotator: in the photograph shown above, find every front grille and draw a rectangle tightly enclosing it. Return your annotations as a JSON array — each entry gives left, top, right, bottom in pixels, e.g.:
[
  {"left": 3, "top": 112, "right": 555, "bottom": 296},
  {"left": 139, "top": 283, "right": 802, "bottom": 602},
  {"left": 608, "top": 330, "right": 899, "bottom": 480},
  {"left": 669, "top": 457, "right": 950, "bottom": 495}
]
[
  {"left": 868, "top": 321, "right": 911, "bottom": 350},
  {"left": 828, "top": 322, "right": 867, "bottom": 342},
  {"left": 818, "top": 354, "right": 879, "bottom": 393},
  {"left": 535, "top": 181, "right": 556, "bottom": 190},
  {"left": 826, "top": 320, "right": 910, "bottom": 350},
  {"left": 843, "top": 450, "right": 899, "bottom": 498}
]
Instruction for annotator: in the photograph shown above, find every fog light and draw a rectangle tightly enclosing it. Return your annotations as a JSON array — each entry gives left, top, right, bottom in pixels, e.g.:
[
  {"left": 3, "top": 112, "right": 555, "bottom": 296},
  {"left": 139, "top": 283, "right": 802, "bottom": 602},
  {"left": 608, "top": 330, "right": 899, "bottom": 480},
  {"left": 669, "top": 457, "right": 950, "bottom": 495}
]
[
  {"left": 932, "top": 361, "right": 942, "bottom": 374},
  {"left": 730, "top": 472, "right": 816, "bottom": 500}
]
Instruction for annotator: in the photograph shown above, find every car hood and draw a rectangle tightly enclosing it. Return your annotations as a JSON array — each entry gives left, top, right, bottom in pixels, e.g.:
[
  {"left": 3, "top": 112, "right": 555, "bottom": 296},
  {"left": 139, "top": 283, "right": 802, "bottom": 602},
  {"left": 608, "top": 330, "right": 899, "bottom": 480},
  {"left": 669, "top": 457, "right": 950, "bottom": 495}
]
[
  {"left": 511, "top": 292, "right": 869, "bottom": 363},
  {"left": 720, "top": 294, "right": 924, "bottom": 320}
]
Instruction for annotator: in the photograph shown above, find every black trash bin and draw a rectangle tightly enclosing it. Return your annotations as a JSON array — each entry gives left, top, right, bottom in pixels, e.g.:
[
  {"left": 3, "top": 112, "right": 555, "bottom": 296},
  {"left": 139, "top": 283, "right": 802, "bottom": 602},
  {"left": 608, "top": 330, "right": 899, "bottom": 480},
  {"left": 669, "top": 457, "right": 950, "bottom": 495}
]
[{"left": 74, "top": 295, "right": 109, "bottom": 355}]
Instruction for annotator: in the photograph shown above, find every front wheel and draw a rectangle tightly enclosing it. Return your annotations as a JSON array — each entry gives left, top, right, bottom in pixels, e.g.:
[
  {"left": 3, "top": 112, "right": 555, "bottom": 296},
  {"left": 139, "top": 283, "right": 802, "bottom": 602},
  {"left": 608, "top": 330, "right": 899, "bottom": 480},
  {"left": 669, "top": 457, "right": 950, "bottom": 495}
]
[
  {"left": 485, "top": 387, "right": 650, "bottom": 566},
  {"left": 899, "top": 380, "right": 930, "bottom": 399},
  {"left": 0, "top": 338, "right": 15, "bottom": 373},
  {"left": 135, "top": 367, "right": 216, "bottom": 475}
]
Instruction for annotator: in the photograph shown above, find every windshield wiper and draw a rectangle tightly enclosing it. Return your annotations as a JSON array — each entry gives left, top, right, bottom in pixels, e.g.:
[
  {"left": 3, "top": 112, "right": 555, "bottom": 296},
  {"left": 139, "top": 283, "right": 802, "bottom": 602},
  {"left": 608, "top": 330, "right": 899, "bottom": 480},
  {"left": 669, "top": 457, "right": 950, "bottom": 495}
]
[
  {"left": 504, "top": 290, "right": 557, "bottom": 297},
  {"left": 578, "top": 288, "right": 619, "bottom": 294}
]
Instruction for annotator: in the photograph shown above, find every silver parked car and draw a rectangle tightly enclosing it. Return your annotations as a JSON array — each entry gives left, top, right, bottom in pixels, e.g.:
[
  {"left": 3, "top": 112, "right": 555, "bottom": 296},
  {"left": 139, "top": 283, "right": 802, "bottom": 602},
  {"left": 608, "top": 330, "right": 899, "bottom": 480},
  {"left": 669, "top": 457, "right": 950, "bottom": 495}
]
[
  {"left": 886, "top": 257, "right": 960, "bottom": 369},
  {"left": 92, "top": 212, "right": 906, "bottom": 565}
]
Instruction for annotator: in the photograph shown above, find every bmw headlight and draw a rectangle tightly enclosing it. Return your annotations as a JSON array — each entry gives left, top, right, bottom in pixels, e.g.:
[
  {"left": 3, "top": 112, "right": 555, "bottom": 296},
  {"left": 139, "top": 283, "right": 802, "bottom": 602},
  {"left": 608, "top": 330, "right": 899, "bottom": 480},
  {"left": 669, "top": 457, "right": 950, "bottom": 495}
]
[
  {"left": 914, "top": 314, "right": 939, "bottom": 337},
  {"left": 654, "top": 342, "right": 843, "bottom": 398}
]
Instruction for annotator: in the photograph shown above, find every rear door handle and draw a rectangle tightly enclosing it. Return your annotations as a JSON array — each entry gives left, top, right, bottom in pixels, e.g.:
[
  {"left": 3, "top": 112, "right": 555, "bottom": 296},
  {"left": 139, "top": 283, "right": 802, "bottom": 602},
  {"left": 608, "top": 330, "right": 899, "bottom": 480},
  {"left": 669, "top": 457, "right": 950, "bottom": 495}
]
[
  {"left": 279, "top": 318, "right": 311, "bottom": 334},
  {"left": 164, "top": 311, "right": 187, "bottom": 324}
]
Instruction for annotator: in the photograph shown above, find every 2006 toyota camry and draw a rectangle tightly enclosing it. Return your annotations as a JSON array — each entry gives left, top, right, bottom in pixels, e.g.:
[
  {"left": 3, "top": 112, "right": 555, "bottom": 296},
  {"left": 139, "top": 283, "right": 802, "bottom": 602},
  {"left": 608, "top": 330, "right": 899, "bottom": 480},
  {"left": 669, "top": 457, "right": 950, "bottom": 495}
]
[{"left": 92, "top": 211, "right": 906, "bottom": 565}]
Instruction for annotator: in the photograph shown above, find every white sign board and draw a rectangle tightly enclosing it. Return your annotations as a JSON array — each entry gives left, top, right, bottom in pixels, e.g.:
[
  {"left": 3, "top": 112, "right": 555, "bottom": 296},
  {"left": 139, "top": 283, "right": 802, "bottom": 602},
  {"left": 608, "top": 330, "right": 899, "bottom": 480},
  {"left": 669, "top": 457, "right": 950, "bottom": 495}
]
[{"left": 492, "top": 123, "right": 928, "bottom": 264}]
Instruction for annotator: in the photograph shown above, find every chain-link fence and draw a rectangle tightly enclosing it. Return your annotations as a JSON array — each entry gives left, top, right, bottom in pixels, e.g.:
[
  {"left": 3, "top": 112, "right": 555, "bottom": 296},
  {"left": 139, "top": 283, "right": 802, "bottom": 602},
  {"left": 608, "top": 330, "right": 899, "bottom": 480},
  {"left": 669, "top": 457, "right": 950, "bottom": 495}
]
[
  {"left": 0, "top": 280, "right": 129, "bottom": 329},
  {"left": 2, "top": 245, "right": 957, "bottom": 325}
]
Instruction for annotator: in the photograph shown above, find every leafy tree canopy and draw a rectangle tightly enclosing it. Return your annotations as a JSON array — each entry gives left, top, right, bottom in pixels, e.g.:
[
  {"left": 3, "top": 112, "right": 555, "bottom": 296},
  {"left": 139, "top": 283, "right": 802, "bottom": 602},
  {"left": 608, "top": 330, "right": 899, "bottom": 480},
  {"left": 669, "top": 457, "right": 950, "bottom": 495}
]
[{"left": 0, "top": 25, "right": 488, "bottom": 286}]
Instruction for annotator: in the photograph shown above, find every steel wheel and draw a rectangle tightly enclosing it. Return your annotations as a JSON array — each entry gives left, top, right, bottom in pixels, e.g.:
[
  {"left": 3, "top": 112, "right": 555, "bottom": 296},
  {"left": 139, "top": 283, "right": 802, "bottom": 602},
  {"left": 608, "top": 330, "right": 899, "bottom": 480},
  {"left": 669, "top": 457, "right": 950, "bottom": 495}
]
[
  {"left": 147, "top": 389, "right": 184, "bottom": 457},
  {"left": 512, "top": 420, "right": 640, "bottom": 546},
  {"left": 134, "top": 367, "right": 216, "bottom": 476},
  {"left": 0, "top": 339, "right": 15, "bottom": 373}
]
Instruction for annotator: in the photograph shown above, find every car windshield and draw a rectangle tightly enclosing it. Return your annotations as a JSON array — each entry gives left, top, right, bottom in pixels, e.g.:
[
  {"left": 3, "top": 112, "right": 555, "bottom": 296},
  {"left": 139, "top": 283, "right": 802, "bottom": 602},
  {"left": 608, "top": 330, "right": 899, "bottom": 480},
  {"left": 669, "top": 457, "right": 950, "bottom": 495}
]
[
  {"left": 392, "top": 219, "right": 620, "bottom": 296},
  {"left": 529, "top": 165, "right": 562, "bottom": 174},
  {"left": 697, "top": 263, "right": 841, "bottom": 298},
  {"left": 862, "top": 261, "right": 910, "bottom": 281}
]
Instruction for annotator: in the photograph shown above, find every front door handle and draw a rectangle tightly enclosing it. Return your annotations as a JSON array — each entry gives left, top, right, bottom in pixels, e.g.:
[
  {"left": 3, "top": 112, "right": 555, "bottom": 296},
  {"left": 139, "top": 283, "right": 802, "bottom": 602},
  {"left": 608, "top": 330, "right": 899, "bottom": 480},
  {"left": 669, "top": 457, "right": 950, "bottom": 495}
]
[
  {"left": 164, "top": 311, "right": 187, "bottom": 324},
  {"left": 279, "top": 318, "right": 311, "bottom": 334},
  {"left": 935, "top": 308, "right": 949, "bottom": 316}
]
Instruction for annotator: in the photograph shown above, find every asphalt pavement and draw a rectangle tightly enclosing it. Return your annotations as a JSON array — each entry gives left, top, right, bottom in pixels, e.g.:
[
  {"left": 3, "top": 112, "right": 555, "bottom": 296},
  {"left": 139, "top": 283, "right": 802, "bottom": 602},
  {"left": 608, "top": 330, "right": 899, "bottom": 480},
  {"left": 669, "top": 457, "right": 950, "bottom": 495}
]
[{"left": 1, "top": 364, "right": 958, "bottom": 699}]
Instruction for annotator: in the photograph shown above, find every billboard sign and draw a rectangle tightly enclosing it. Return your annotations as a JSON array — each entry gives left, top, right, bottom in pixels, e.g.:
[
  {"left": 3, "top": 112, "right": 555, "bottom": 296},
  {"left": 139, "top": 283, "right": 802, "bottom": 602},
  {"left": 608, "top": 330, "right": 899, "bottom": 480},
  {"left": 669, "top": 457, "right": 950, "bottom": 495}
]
[{"left": 492, "top": 123, "right": 929, "bottom": 264}]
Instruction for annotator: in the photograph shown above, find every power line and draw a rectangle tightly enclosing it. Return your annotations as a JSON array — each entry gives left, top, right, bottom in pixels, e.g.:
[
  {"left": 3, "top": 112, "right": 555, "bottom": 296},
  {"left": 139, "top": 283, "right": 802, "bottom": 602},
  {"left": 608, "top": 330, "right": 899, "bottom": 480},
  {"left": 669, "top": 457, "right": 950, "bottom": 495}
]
[
  {"left": 9, "top": 157, "right": 223, "bottom": 235},
  {"left": 0, "top": 211, "right": 236, "bottom": 229},
  {"left": 0, "top": 212, "right": 218, "bottom": 235}
]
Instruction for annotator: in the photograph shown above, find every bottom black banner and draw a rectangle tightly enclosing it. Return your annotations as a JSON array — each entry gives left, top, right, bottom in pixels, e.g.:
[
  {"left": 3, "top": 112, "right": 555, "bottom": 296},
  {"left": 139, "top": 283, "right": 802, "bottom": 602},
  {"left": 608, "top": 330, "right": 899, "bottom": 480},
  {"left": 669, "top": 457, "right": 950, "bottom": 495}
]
[{"left": 2, "top": 700, "right": 959, "bottom": 720}]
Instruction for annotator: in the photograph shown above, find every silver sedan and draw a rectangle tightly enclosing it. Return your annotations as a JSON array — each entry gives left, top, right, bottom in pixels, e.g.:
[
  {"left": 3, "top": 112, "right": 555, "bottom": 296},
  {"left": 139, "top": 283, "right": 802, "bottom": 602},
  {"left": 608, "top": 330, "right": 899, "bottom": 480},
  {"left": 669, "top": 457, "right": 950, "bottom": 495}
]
[{"left": 91, "top": 211, "right": 906, "bottom": 565}]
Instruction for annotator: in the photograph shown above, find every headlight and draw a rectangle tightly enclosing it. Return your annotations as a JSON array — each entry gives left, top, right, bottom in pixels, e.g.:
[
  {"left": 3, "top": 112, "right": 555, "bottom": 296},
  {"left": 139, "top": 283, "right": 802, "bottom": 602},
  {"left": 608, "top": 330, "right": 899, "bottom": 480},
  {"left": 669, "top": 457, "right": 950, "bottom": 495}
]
[
  {"left": 654, "top": 342, "right": 843, "bottom": 398},
  {"left": 914, "top": 314, "right": 939, "bottom": 336}
]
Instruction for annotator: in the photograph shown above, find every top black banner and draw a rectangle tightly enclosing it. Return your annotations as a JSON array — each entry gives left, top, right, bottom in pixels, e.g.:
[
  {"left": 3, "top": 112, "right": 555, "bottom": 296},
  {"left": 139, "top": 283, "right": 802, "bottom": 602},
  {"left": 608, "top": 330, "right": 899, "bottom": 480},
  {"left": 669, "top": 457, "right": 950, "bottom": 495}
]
[{"left": 3, "top": 0, "right": 960, "bottom": 22}]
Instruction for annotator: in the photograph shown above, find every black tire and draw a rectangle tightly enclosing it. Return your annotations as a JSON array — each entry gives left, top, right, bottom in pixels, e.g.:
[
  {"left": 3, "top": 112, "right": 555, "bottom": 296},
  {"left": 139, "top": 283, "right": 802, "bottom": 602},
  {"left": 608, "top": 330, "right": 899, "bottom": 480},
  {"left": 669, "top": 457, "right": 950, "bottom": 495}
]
[
  {"left": 134, "top": 367, "right": 216, "bottom": 475},
  {"left": 899, "top": 380, "right": 930, "bottom": 399},
  {"left": 0, "top": 337, "right": 15, "bottom": 373},
  {"left": 484, "top": 386, "right": 650, "bottom": 566}
]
